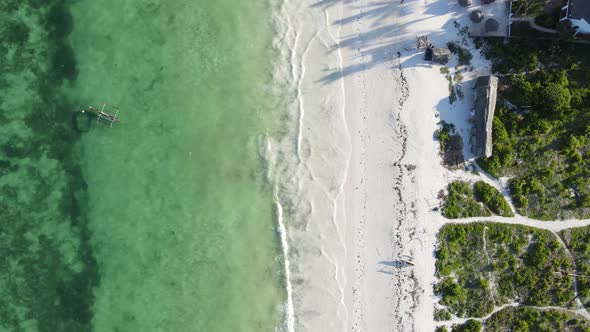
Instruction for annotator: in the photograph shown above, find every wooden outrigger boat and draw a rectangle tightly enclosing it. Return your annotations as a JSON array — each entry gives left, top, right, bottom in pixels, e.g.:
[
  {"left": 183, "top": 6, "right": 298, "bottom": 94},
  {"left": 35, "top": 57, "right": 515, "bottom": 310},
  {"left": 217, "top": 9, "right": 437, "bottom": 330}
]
[{"left": 83, "top": 104, "right": 122, "bottom": 128}]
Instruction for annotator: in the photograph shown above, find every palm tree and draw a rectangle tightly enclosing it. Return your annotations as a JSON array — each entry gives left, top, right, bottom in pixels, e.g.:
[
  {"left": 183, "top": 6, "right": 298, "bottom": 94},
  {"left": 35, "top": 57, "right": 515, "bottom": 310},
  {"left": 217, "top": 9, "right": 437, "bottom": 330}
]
[{"left": 514, "top": 0, "right": 544, "bottom": 17}]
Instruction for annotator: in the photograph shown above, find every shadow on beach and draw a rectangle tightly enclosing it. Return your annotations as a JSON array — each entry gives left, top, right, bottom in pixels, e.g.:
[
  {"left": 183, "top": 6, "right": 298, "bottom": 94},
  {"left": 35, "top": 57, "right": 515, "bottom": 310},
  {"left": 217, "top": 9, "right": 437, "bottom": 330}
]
[
  {"left": 315, "top": 0, "right": 464, "bottom": 84},
  {"left": 377, "top": 260, "right": 414, "bottom": 274}
]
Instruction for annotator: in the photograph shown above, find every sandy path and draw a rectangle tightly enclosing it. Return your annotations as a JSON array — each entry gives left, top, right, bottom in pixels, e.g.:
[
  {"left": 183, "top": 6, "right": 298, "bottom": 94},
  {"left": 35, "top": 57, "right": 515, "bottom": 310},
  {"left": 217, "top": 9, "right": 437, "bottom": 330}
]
[{"left": 445, "top": 215, "right": 590, "bottom": 231}]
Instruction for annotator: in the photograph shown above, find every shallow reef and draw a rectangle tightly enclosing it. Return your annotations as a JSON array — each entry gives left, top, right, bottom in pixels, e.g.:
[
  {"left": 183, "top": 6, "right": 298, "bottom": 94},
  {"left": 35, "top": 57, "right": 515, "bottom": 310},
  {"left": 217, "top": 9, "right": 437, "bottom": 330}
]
[{"left": 0, "top": 1, "right": 98, "bottom": 330}]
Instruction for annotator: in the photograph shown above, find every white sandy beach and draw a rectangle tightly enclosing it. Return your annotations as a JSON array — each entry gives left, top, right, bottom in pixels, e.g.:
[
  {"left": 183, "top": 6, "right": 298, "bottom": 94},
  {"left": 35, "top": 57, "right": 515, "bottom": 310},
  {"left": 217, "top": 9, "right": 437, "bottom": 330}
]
[{"left": 269, "top": 0, "right": 500, "bottom": 331}]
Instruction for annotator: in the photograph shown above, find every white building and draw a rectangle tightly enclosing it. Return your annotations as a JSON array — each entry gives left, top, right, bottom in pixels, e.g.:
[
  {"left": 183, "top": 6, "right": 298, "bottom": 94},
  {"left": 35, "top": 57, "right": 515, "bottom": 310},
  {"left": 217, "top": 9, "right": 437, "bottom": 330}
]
[{"left": 560, "top": 0, "right": 590, "bottom": 36}]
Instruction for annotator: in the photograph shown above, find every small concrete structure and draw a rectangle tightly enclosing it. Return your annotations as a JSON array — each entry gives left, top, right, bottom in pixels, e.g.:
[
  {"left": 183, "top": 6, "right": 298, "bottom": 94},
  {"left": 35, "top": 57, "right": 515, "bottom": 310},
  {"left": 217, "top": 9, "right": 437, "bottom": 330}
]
[
  {"left": 432, "top": 48, "right": 451, "bottom": 64},
  {"left": 425, "top": 47, "right": 451, "bottom": 65},
  {"left": 485, "top": 18, "right": 500, "bottom": 32},
  {"left": 467, "top": 0, "right": 510, "bottom": 37},
  {"left": 471, "top": 76, "right": 498, "bottom": 158},
  {"left": 470, "top": 10, "right": 484, "bottom": 23},
  {"left": 560, "top": 0, "right": 590, "bottom": 36}
]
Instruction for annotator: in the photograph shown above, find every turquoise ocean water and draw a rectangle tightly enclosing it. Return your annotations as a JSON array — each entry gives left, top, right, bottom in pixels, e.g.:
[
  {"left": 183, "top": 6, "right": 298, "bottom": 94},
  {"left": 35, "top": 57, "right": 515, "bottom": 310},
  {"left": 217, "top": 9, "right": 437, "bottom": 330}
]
[{"left": 0, "top": 1, "right": 285, "bottom": 331}]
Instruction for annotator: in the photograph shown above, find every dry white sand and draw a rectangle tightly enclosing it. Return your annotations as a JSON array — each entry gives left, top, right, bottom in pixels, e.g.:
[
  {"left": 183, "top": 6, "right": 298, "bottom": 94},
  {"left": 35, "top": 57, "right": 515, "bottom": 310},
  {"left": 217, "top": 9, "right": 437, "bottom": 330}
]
[{"left": 268, "top": 0, "right": 505, "bottom": 331}]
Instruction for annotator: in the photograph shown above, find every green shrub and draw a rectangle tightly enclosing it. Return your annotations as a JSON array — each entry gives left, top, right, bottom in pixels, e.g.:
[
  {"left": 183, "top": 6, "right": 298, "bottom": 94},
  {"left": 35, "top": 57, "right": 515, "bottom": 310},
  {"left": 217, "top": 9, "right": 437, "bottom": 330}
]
[
  {"left": 454, "top": 320, "right": 482, "bottom": 332},
  {"left": 478, "top": 117, "right": 517, "bottom": 177},
  {"left": 536, "top": 82, "right": 572, "bottom": 117},
  {"left": 473, "top": 181, "right": 514, "bottom": 217},
  {"left": 510, "top": 75, "right": 535, "bottom": 106},
  {"left": 485, "top": 307, "right": 590, "bottom": 332},
  {"left": 434, "top": 308, "right": 452, "bottom": 321},
  {"left": 447, "top": 42, "right": 473, "bottom": 66},
  {"left": 442, "top": 181, "right": 491, "bottom": 219},
  {"left": 436, "top": 223, "right": 575, "bottom": 319},
  {"left": 559, "top": 227, "right": 590, "bottom": 307},
  {"left": 459, "top": 40, "right": 590, "bottom": 219},
  {"left": 437, "top": 121, "right": 456, "bottom": 152}
]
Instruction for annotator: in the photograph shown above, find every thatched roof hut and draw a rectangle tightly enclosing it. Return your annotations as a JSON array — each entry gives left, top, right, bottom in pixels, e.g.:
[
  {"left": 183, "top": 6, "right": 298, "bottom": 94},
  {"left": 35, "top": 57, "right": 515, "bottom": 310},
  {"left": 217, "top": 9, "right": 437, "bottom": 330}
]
[
  {"left": 485, "top": 18, "right": 499, "bottom": 32},
  {"left": 471, "top": 76, "right": 498, "bottom": 158},
  {"left": 470, "top": 10, "right": 484, "bottom": 23},
  {"left": 458, "top": 0, "right": 472, "bottom": 7},
  {"left": 444, "top": 134, "right": 465, "bottom": 167}
]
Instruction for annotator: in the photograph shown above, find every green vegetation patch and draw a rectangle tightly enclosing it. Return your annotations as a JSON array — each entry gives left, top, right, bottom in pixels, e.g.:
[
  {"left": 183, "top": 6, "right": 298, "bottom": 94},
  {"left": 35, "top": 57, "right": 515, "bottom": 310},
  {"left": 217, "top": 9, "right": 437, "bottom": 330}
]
[
  {"left": 452, "top": 319, "right": 482, "bottom": 332},
  {"left": 478, "top": 38, "right": 590, "bottom": 219},
  {"left": 434, "top": 308, "right": 453, "bottom": 321},
  {"left": 435, "top": 223, "right": 574, "bottom": 319},
  {"left": 442, "top": 181, "right": 491, "bottom": 219},
  {"left": 511, "top": 0, "right": 548, "bottom": 18},
  {"left": 560, "top": 227, "right": 590, "bottom": 308},
  {"left": 485, "top": 306, "right": 590, "bottom": 332},
  {"left": 440, "top": 67, "right": 465, "bottom": 104},
  {"left": 437, "top": 121, "right": 456, "bottom": 153},
  {"left": 442, "top": 181, "right": 514, "bottom": 219},
  {"left": 447, "top": 41, "right": 472, "bottom": 67},
  {"left": 473, "top": 181, "right": 514, "bottom": 217}
]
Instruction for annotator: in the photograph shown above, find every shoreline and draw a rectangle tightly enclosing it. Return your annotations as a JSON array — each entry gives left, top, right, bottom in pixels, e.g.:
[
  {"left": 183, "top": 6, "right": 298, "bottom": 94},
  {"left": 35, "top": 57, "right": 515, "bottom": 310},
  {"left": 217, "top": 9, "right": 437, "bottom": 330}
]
[{"left": 269, "top": 0, "right": 351, "bottom": 330}]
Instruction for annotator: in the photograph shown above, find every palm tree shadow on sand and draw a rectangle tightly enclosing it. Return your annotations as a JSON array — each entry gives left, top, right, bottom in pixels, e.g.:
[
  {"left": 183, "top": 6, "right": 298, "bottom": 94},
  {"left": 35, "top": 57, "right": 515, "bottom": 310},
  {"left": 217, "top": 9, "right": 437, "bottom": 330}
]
[{"left": 313, "top": 0, "right": 463, "bottom": 84}]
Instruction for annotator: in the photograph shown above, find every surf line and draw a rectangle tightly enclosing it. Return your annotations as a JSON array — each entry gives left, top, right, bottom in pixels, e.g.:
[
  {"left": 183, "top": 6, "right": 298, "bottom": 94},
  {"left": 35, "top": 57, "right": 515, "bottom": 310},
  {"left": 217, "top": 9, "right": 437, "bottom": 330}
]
[{"left": 275, "top": 192, "right": 295, "bottom": 332}]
